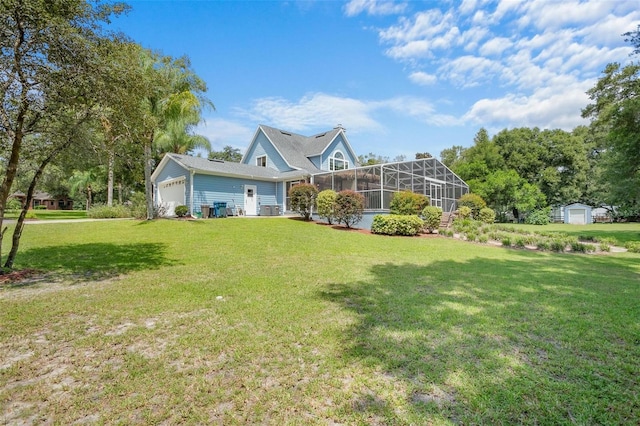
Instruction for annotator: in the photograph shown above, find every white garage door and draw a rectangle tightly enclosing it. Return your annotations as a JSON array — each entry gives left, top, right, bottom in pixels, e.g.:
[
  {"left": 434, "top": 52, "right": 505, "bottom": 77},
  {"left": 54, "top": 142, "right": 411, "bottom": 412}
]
[
  {"left": 158, "top": 177, "right": 186, "bottom": 216},
  {"left": 569, "top": 208, "right": 586, "bottom": 225}
]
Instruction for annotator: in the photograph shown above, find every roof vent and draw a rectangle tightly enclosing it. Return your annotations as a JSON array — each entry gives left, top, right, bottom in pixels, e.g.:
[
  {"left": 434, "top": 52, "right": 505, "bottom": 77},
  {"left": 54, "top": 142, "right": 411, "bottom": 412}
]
[
  {"left": 209, "top": 158, "right": 224, "bottom": 163},
  {"left": 280, "top": 131, "right": 292, "bottom": 136},
  {"left": 315, "top": 133, "right": 327, "bottom": 138}
]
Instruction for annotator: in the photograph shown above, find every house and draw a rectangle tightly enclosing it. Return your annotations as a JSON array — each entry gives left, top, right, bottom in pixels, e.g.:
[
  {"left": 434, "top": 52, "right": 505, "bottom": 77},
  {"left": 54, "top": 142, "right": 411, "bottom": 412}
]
[
  {"left": 151, "top": 124, "right": 469, "bottom": 219},
  {"left": 10, "top": 191, "right": 74, "bottom": 210}
]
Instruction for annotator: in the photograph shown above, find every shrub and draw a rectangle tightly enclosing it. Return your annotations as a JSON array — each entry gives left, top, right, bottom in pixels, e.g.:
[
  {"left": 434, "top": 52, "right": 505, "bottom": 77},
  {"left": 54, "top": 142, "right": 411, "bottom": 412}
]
[
  {"left": 421, "top": 206, "right": 442, "bottom": 233},
  {"left": 550, "top": 240, "right": 566, "bottom": 252},
  {"left": 289, "top": 183, "right": 318, "bottom": 221},
  {"left": 536, "top": 240, "right": 551, "bottom": 251},
  {"left": 334, "top": 190, "right": 364, "bottom": 228},
  {"left": 458, "top": 193, "right": 487, "bottom": 218},
  {"left": 624, "top": 241, "right": 640, "bottom": 253},
  {"left": 465, "top": 232, "right": 477, "bottom": 242},
  {"left": 174, "top": 205, "right": 188, "bottom": 217},
  {"left": 389, "top": 190, "right": 429, "bottom": 215},
  {"left": 87, "top": 204, "right": 131, "bottom": 219},
  {"left": 34, "top": 205, "right": 47, "bottom": 210},
  {"left": 525, "top": 207, "right": 551, "bottom": 225},
  {"left": 25, "top": 210, "right": 37, "bottom": 219},
  {"left": 458, "top": 206, "right": 472, "bottom": 219},
  {"left": 316, "top": 189, "right": 338, "bottom": 224},
  {"left": 501, "top": 236, "right": 512, "bottom": 247},
  {"left": 371, "top": 214, "right": 424, "bottom": 236},
  {"left": 514, "top": 237, "right": 526, "bottom": 248},
  {"left": 6, "top": 198, "right": 22, "bottom": 210},
  {"left": 478, "top": 207, "right": 496, "bottom": 224},
  {"left": 599, "top": 242, "right": 611, "bottom": 252},
  {"left": 478, "top": 234, "right": 489, "bottom": 243}
]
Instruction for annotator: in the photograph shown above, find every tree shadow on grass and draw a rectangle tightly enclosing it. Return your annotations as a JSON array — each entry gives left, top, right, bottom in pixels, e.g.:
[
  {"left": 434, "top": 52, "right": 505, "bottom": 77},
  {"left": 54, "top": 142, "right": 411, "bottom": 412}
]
[
  {"left": 14, "top": 242, "right": 176, "bottom": 283},
  {"left": 320, "top": 253, "right": 640, "bottom": 424}
]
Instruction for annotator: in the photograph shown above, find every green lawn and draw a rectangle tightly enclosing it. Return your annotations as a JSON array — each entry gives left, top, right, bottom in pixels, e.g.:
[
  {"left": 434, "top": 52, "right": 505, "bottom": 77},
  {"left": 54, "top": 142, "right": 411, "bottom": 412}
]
[
  {"left": 1, "top": 219, "right": 639, "bottom": 424},
  {"left": 4, "top": 209, "right": 88, "bottom": 220},
  {"left": 500, "top": 222, "right": 640, "bottom": 244}
]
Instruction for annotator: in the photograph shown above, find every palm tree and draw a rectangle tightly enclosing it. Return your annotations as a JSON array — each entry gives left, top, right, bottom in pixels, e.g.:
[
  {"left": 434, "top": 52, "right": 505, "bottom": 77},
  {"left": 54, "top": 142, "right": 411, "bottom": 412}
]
[{"left": 154, "top": 116, "right": 211, "bottom": 155}]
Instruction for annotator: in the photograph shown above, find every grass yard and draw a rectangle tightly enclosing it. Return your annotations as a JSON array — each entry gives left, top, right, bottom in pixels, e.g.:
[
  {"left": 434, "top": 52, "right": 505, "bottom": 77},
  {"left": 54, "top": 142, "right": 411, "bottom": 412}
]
[
  {"left": 3, "top": 210, "right": 88, "bottom": 221},
  {"left": 1, "top": 218, "right": 639, "bottom": 424}
]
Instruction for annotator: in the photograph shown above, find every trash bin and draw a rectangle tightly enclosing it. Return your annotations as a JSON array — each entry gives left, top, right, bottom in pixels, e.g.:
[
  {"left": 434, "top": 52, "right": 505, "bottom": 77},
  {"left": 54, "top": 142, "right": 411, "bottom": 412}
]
[
  {"left": 273, "top": 205, "right": 280, "bottom": 216},
  {"left": 200, "top": 205, "right": 210, "bottom": 219},
  {"left": 213, "top": 202, "right": 227, "bottom": 218}
]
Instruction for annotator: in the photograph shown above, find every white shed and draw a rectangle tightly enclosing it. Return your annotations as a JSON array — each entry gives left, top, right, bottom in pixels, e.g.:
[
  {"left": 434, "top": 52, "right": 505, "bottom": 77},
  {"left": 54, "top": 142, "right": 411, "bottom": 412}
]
[{"left": 564, "top": 203, "right": 593, "bottom": 225}]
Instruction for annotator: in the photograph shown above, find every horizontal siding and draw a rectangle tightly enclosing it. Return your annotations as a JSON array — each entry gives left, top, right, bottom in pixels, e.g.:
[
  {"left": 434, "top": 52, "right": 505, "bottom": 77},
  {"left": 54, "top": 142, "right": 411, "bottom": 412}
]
[
  {"left": 321, "top": 134, "right": 357, "bottom": 171},
  {"left": 243, "top": 131, "right": 291, "bottom": 172},
  {"left": 154, "top": 158, "right": 190, "bottom": 208},
  {"left": 192, "top": 174, "right": 283, "bottom": 214}
]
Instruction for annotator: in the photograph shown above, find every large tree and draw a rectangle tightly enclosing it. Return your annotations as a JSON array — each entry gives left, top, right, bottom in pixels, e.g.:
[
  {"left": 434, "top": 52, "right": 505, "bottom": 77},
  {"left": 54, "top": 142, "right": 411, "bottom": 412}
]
[
  {"left": 0, "top": 0, "right": 128, "bottom": 270},
  {"left": 583, "top": 27, "right": 640, "bottom": 216}
]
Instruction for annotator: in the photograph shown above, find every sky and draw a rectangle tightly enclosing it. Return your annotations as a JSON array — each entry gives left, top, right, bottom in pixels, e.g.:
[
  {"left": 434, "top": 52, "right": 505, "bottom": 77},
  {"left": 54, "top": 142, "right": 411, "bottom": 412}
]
[{"left": 111, "top": 0, "right": 640, "bottom": 160}]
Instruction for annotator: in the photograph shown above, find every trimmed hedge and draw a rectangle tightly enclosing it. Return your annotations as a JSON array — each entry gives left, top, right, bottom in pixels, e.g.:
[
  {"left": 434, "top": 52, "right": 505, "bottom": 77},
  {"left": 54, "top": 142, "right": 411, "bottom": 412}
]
[{"left": 371, "top": 214, "right": 424, "bottom": 236}]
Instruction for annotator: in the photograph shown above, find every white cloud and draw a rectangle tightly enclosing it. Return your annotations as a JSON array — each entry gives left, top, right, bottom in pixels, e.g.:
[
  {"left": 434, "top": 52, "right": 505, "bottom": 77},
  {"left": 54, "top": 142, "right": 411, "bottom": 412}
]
[
  {"left": 463, "top": 80, "right": 593, "bottom": 130},
  {"left": 382, "top": 96, "right": 460, "bottom": 126},
  {"left": 343, "top": 0, "right": 407, "bottom": 17},
  {"left": 196, "top": 118, "right": 254, "bottom": 151},
  {"left": 479, "top": 36, "right": 512, "bottom": 56},
  {"left": 439, "top": 56, "right": 503, "bottom": 88},
  {"left": 409, "top": 71, "right": 437, "bottom": 86},
  {"left": 239, "top": 93, "right": 382, "bottom": 133}
]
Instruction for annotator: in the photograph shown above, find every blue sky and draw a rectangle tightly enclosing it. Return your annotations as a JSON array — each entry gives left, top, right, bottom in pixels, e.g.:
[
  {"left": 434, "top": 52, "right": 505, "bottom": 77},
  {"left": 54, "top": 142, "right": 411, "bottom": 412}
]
[{"left": 112, "top": 0, "right": 639, "bottom": 160}]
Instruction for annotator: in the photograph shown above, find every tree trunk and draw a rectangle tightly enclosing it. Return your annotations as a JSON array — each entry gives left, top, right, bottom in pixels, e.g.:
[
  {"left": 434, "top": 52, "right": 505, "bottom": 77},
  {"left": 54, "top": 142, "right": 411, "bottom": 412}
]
[
  {"left": 144, "top": 136, "right": 154, "bottom": 220},
  {"left": 107, "top": 149, "right": 114, "bottom": 206}
]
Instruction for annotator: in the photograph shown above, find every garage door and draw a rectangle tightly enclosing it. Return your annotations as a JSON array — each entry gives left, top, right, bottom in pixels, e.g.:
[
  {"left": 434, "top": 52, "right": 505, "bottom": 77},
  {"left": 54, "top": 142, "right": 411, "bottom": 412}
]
[
  {"left": 569, "top": 208, "right": 586, "bottom": 225},
  {"left": 158, "top": 177, "right": 186, "bottom": 216}
]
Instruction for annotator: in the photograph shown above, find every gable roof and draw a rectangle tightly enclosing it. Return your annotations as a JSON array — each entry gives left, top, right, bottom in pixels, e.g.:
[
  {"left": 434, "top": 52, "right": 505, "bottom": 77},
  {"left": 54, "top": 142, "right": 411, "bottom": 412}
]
[
  {"left": 151, "top": 153, "right": 310, "bottom": 183},
  {"left": 244, "top": 125, "right": 357, "bottom": 173}
]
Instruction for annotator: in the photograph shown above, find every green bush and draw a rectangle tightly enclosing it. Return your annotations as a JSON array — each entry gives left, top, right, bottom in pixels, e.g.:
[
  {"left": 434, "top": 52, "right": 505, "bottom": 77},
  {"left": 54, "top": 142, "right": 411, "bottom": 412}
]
[
  {"left": 87, "top": 204, "right": 131, "bottom": 219},
  {"left": 34, "top": 205, "right": 47, "bottom": 210},
  {"left": 514, "top": 237, "right": 526, "bottom": 248},
  {"left": 599, "top": 242, "right": 611, "bottom": 252},
  {"left": 175, "top": 205, "right": 188, "bottom": 217},
  {"left": 624, "top": 241, "right": 640, "bottom": 253},
  {"left": 25, "top": 210, "right": 37, "bottom": 219},
  {"left": 478, "top": 207, "right": 496, "bottom": 224},
  {"left": 536, "top": 240, "right": 551, "bottom": 251},
  {"left": 458, "top": 193, "right": 487, "bottom": 218},
  {"left": 316, "top": 189, "right": 338, "bottom": 224},
  {"left": 6, "top": 198, "right": 22, "bottom": 210},
  {"left": 465, "top": 232, "right": 477, "bottom": 242},
  {"left": 458, "top": 206, "right": 472, "bottom": 219},
  {"left": 501, "top": 236, "right": 512, "bottom": 247},
  {"left": 289, "top": 183, "right": 318, "bottom": 221},
  {"left": 525, "top": 207, "right": 551, "bottom": 225},
  {"left": 334, "top": 190, "right": 364, "bottom": 228},
  {"left": 371, "top": 214, "right": 424, "bottom": 236},
  {"left": 389, "top": 191, "right": 429, "bottom": 216},
  {"left": 550, "top": 240, "right": 566, "bottom": 252},
  {"left": 478, "top": 234, "right": 489, "bottom": 243},
  {"left": 421, "top": 206, "right": 442, "bottom": 233}
]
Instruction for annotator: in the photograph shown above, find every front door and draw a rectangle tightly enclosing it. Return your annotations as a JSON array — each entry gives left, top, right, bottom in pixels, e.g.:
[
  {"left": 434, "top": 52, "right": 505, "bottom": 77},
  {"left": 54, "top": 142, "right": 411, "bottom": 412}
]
[
  {"left": 430, "top": 183, "right": 442, "bottom": 208},
  {"left": 244, "top": 185, "right": 257, "bottom": 216}
]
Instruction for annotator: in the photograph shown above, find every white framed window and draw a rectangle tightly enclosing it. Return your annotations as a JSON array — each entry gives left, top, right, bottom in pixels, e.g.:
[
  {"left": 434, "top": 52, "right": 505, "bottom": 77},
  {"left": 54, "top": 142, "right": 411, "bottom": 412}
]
[
  {"left": 329, "top": 151, "right": 348, "bottom": 171},
  {"left": 256, "top": 155, "right": 267, "bottom": 167}
]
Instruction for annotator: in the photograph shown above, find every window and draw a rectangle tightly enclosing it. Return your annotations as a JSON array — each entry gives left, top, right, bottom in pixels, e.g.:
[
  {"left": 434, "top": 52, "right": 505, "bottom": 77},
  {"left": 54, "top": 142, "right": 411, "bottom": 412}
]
[
  {"left": 329, "top": 151, "right": 348, "bottom": 171},
  {"left": 256, "top": 156, "right": 267, "bottom": 167}
]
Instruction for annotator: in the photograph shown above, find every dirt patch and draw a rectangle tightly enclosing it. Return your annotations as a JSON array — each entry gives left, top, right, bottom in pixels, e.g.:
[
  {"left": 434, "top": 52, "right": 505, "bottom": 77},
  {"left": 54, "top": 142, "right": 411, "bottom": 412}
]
[{"left": 0, "top": 269, "right": 46, "bottom": 286}]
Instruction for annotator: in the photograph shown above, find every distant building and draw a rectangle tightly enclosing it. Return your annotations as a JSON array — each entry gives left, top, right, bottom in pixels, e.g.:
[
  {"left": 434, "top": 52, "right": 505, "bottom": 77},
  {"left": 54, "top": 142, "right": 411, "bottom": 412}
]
[{"left": 11, "top": 191, "right": 74, "bottom": 210}]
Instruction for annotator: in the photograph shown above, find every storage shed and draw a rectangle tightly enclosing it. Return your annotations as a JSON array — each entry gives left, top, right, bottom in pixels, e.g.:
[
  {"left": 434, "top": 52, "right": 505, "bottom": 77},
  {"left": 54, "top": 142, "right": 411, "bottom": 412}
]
[{"left": 564, "top": 203, "right": 593, "bottom": 225}]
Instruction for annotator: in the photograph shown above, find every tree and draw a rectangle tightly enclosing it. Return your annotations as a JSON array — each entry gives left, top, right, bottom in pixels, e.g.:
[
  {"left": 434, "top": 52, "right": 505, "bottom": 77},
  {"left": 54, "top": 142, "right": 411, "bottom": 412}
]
[
  {"left": 209, "top": 145, "right": 243, "bottom": 162},
  {"left": 316, "top": 189, "right": 338, "bottom": 224},
  {"left": 415, "top": 152, "right": 432, "bottom": 159},
  {"left": 69, "top": 168, "right": 105, "bottom": 211},
  {"left": 358, "top": 152, "right": 389, "bottom": 165},
  {"left": 583, "top": 31, "right": 640, "bottom": 216},
  {"left": 334, "top": 190, "right": 364, "bottom": 228},
  {"left": 440, "top": 145, "right": 465, "bottom": 168},
  {"left": 472, "top": 170, "right": 545, "bottom": 221},
  {"left": 389, "top": 190, "right": 429, "bottom": 215},
  {"left": 0, "top": 0, "right": 128, "bottom": 270},
  {"left": 289, "top": 183, "right": 318, "bottom": 220},
  {"left": 154, "top": 117, "right": 211, "bottom": 155}
]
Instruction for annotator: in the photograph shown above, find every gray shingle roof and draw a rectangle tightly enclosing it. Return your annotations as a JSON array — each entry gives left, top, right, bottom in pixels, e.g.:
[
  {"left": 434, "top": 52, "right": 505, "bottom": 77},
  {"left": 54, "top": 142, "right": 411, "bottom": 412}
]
[
  {"left": 258, "top": 125, "right": 340, "bottom": 173},
  {"left": 168, "top": 153, "right": 309, "bottom": 181}
]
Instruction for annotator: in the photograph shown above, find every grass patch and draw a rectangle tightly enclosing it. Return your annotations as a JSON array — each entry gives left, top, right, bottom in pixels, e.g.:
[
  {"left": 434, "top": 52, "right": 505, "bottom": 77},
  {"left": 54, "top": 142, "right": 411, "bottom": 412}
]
[
  {"left": 1, "top": 218, "right": 639, "bottom": 424},
  {"left": 4, "top": 210, "right": 88, "bottom": 220}
]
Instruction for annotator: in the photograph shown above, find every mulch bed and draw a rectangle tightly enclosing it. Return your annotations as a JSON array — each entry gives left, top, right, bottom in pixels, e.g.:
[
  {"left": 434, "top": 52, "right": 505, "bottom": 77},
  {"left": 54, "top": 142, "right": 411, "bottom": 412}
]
[{"left": 0, "top": 269, "right": 42, "bottom": 285}]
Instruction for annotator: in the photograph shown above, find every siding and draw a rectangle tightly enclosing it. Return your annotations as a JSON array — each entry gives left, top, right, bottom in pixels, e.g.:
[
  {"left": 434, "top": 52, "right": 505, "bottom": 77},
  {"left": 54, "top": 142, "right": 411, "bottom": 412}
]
[
  {"left": 154, "top": 158, "right": 190, "bottom": 207},
  {"left": 192, "top": 174, "right": 283, "bottom": 214},
  {"left": 321, "top": 134, "right": 358, "bottom": 170},
  {"left": 243, "top": 131, "right": 291, "bottom": 172}
]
